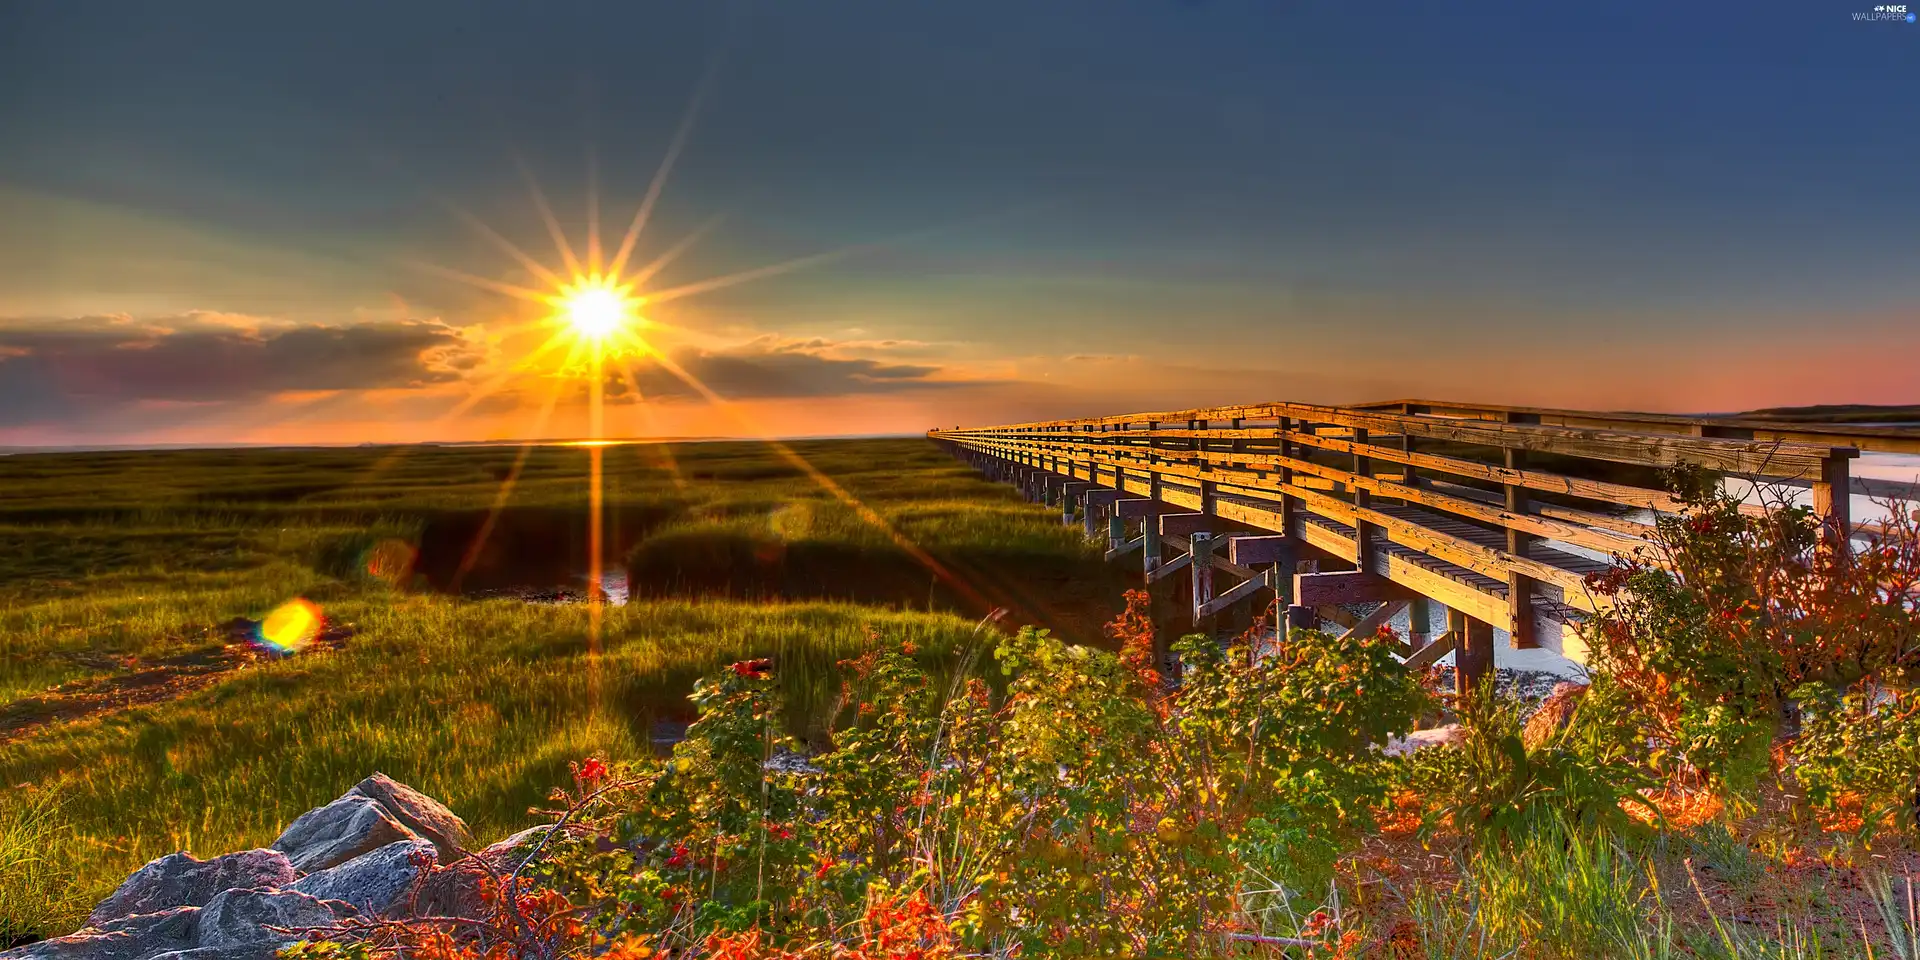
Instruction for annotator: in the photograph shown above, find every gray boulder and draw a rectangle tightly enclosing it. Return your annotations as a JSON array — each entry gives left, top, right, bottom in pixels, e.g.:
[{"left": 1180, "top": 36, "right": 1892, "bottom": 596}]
[
  {"left": 288, "top": 839, "right": 435, "bottom": 918},
  {"left": 346, "top": 774, "right": 472, "bottom": 860},
  {"left": 271, "top": 796, "right": 416, "bottom": 873},
  {"left": 0, "top": 908, "right": 199, "bottom": 960},
  {"left": 196, "top": 889, "right": 354, "bottom": 949},
  {"left": 150, "top": 949, "right": 283, "bottom": 960},
  {"left": 87, "top": 851, "right": 297, "bottom": 926}
]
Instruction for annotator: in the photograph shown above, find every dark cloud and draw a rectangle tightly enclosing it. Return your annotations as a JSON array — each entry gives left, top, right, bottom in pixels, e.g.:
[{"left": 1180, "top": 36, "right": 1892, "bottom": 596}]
[
  {"left": 0, "top": 314, "right": 481, "bottom": 426},
  {"left": 621, "top": 337, "right": 970, "bottom": 401}
]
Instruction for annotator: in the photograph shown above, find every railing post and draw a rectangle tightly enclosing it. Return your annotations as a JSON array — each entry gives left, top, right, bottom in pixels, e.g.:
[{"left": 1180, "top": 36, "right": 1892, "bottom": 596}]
[
  {"left": 1278, "top": 416, "right": 1299, "bottom": 537},
  {"left": 1400, "top": 402, "right": 1426, "bottom": 489},
  {"left": 1353, "top": 427, "right": 1376, "bottom": 572},
  {"left": 1503, "top": 412, "right": 1540, "bottom": 649},
  {"left": 1814, "top": 452, "right": 1853, "bottom": 555},
  {"left": 1191, "top": 531, "right": 1214, "bottom": 627}
]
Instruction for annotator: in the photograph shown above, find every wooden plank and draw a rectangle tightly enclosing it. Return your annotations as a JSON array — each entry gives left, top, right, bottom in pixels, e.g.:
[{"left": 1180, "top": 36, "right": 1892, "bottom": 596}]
[
  {"left": 1226, "top": 534, "right": 1294, "bottom": 566},
  {"left": 1348, "top": 397, "right": 1920, "bottom": 456},
  {"left": 976, "top": 429, "right": 1694, "bottom": 516},
  {"left": 1402, "top": 630, "right": 1457, "bottom": 671},
  {"left": 1114, "top": 498, "right": 1175, "bottom": 519},
  {"left": 1158, "top": 513, "right": 1212, "bottom": 537},
  {"left": 1338, "top": 600, "right": 1409, "bottom": 644},
  {"left": 941, "top": 397, "right": 1914, "bottom": 458},
  {"left": 956, "top": 402, "right": 1853, "bottom": 477},
  {"left": 1146, "top": 552, "right": 1191, "bottom": 584},
  {"left": 1083, "top": 489, "right": 1124, "bottom": 509},
  {"left": 1295, "top": 571, "right": 1418, "bottom": 606},
  {"left": 1022, "top": 444, "right": 1649, "bottom": 558},
  {"left": 1198, "top": 571, "right": 1273, "bottom": 619}
]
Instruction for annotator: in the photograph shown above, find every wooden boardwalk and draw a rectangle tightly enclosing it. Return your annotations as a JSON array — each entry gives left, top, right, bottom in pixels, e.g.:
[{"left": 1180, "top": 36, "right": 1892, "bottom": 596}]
[{"left": 929, "top": 399, "right": 1920, "bottom": 692}]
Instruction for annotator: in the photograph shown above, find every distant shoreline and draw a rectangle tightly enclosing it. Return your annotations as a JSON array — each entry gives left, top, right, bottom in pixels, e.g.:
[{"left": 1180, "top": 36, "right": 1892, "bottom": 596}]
[{"left": 0, "top": 433, "right": 924, "bottom": 456}]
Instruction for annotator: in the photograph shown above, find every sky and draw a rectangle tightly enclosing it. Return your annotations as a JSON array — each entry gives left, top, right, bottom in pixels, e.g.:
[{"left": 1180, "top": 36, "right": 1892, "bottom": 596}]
[{"left": 0, "top": 1, "right": 1916, "bottom": 446}]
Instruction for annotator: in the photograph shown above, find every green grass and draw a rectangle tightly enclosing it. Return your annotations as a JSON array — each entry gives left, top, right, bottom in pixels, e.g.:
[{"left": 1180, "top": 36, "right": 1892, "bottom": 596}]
[{"left": 0, "top": 437, "right": 1111, "bottom": 931}]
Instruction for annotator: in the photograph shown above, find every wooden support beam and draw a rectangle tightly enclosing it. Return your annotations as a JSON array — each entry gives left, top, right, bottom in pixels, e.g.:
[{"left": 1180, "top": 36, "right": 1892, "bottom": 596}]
[
  {"left": 1337, "top": 600, "right": 1410, "bottom": 644},
  {"left": 1106, "top": 535, "right": 1144, "bottom": 562},
  {"left": 1084, "top": 489, "right": 1124, "bottom": 509},
  {"left": 1451, "top": 609, "right": 1494, "bottom": 696},
  {"left": 1142, "top": 514, "right": 1161, "bottom": 578},
  {"left": 1402, "top": 630, "right": 1456, "bottom": 671},
  {"left": 1060, "top": 481, "right": 1091, "bottom": 525},
  {"left": 1407, "top": 594, "right": 1434, "bottom": 651},
  {"left": 1157, "top": 513, "right": 1211, "bottom": 537},
  {"left": 1226, "top": 534, "right": 1294, "bottom": 567},
  {"left": 1285, "top": 604, "right": 1315, "bottom": 633},
  {"left": 1197, "top": 570, "right": 1273, "bottom": 619},
  {"left": 1146, "top": 551, "right": 1192, "bottom": 584},
  {"left": 1293, "top": 570, "right": 1418, "bottom": 606},
  {"left": 1191, "top": 531, "right": 1215, "bottom": 626},
  {"left": 1114, "top": 498, "right": 1175, "bottom": 519}
]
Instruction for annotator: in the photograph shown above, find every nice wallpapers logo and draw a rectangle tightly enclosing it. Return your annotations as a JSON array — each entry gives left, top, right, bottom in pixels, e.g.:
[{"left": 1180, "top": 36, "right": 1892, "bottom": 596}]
[{"left": 1852, "top": 4, "right": 1915, "bottom": 21}]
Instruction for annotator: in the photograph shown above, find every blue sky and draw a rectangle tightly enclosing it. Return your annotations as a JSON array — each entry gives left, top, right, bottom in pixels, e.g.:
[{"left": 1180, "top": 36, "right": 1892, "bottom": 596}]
[{"left": 1, "top": 1, "right": 1915, "bottom": 442}]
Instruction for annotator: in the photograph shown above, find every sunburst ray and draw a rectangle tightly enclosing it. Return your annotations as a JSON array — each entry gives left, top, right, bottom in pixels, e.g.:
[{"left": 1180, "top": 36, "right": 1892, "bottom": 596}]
[
  {"left": 606, "top": 44, "right": 728, "bottom": 280},
  {"left": 515, "top": 154, "right": 585, "bottom": 278}
]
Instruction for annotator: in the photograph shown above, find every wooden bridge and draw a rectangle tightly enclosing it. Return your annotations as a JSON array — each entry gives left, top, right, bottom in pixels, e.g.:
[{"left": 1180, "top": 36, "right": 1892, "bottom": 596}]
[{"left": 929, "top": 399, "right": 1920, "bottom": 694}]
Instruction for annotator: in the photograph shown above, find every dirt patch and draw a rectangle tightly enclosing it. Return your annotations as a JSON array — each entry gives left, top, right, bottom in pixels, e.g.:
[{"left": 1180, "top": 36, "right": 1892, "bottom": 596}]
[{"left": 0, "top": 621, "right": 351, "bottom": 746}]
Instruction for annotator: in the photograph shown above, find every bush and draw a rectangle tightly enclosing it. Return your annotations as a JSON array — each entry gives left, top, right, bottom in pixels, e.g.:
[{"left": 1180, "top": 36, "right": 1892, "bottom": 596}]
[
  {"left": 1582, "top": 467, "right": 1920, "bottom": 802},
  {"left": 363, "top": 588, "right": 1429, "bottom": 957},
  {"left": 1410, "top": 679, "right": 1650, "bottom": 838}
]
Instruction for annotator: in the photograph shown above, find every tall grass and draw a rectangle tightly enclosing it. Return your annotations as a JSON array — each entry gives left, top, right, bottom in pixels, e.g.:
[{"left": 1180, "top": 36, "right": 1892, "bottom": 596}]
[{"left": 0, "top": 785, "right": 81, "bottom": 944}]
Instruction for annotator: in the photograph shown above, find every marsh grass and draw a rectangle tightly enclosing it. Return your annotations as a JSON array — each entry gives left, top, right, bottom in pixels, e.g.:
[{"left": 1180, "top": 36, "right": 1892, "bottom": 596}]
[
  {"left": 0, "top": 438, "right": 1083, "bottom": 931},
  {"left": 0, "top": 785, "right": 78, "bottom": 944}
]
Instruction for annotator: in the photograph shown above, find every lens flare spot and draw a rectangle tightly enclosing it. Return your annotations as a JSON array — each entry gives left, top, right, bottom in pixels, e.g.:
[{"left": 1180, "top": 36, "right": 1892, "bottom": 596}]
[{"left": 256, "top": 598, "right": 324, "bottom": 656}]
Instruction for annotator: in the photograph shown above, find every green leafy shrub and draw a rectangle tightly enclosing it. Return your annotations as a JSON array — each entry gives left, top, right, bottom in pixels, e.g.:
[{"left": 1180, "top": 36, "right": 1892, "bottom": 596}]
[
  {"left": 1791, "top": 682, "right": 1920, "bottom": 834},
  {"left": 1415, "top": 680, "right": 1650, "bottom": 837},
  {"left": 1583, "top": 467, "right": 1920, "bottom": 803}
]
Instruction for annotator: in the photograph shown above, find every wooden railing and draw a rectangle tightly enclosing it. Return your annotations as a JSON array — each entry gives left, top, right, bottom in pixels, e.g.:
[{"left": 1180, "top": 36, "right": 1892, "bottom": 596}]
[{"left": 930, "top": 399, "right": 1920, "bottom": 670}]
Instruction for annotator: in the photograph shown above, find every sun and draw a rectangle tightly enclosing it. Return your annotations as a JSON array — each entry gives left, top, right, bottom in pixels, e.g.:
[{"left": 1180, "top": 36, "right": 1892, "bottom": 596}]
[{"left": 552, "top": 276, "right": 641, "bottom": 342}]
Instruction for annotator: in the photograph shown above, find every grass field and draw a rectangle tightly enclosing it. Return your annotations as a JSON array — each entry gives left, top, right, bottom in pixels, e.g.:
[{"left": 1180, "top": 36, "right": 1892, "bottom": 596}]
[{"left": 0, "top": 436, "right": 1124, "bottom": 932}]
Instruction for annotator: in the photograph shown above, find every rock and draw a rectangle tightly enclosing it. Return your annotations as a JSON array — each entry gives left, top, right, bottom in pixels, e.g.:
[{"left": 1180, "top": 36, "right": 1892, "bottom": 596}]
[
  {"left": 196, "top": 889, "right": 354, "bottom": 949},
  {"left": 1522, "top": 682, "right": 1590, "bottom": 751},
  {"left": 411, "top": 827, "right": 551, "bottom": 917},
  {"left": 288, "top": 839, "right": 435, "bottom": 918},
  {"left": 1382, "top": 723, "right": 1465, "bottom": 757},
  {"left": 0, "top": 908, "right": 199, "bottom": 960},
  {"left": 345, "top": 774, "right": 472, "bottom": 860},
  {"left": 87, "top": 851, "right": 297, "bottom": 926},
  {"left": 150, "top": 948, "right": 283, "bottom": 960},
  {"left": 271, "top": 796, "right": 417, "bottom": 873}
]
